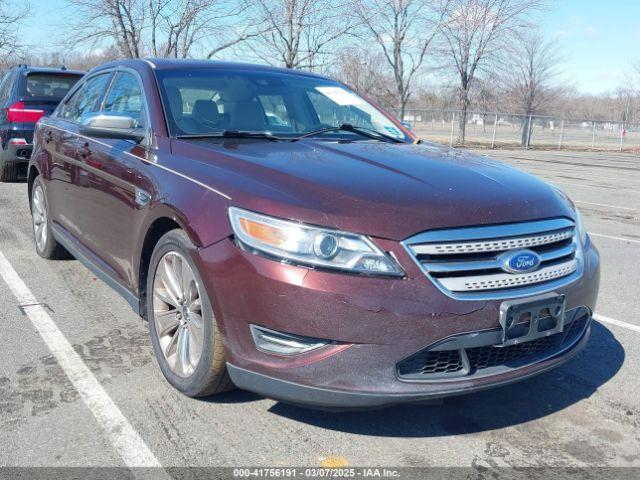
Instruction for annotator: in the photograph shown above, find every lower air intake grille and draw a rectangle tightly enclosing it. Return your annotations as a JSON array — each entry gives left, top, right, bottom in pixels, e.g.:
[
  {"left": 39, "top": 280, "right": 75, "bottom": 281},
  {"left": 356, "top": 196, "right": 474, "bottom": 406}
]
[
  {"left": 397, "top": 308, "right": 590, "bottom": 380},
  {"left": 466, "top": 336, "right": 557, "bottom": 370}
]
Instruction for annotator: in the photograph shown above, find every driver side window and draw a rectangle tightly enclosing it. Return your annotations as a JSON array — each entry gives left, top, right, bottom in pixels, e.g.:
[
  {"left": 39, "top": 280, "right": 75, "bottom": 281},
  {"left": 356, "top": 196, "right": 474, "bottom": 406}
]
[
  {"left": 58, "top": 73, "right": 111, "bottom": 123},
  {"left": 102, "top": 72, "right": 147, "bottom": 129}
]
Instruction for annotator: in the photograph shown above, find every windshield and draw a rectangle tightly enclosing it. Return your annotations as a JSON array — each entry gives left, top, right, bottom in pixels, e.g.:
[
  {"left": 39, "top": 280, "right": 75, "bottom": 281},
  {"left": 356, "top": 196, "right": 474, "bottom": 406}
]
[{"left": 155, "top": 68, "right": 409, "bottom": 142}]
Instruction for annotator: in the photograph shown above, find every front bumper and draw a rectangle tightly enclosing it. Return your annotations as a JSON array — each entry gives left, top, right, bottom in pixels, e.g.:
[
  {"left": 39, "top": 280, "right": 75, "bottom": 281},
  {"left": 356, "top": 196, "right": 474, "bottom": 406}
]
[
  {"left": 227, "top": 321, "right": 590, "bottom": 409},
  {"left": 195, "top": 234, "right": 600, "bottom": 408}
]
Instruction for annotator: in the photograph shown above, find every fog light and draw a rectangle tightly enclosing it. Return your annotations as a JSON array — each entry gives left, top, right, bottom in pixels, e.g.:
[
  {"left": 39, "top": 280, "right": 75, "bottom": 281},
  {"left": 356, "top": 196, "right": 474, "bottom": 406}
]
[{"left": 250, "top": 325, "right": 329, "bottom": 355}]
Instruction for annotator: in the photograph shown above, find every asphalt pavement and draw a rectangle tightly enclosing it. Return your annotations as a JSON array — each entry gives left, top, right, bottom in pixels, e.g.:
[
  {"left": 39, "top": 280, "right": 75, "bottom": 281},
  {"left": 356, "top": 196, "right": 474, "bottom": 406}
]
[{"left": 0, "top": 149, "right": 638, "bottom": 476}]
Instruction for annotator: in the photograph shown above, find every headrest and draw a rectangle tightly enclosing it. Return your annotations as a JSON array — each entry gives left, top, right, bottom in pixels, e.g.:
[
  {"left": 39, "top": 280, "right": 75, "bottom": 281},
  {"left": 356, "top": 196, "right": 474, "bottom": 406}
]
[
  {"left": 192, "top": 99, "right": 221, "bottom": 124},
  {"left": 165, "top": 86, "right": 183, "bottom": 116}
]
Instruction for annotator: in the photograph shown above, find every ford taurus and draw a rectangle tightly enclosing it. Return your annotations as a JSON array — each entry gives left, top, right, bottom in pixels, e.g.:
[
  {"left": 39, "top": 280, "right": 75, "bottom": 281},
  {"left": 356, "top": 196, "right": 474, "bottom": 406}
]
[{"left": 27, "top": 59, "right": 600, "bottom": 408}]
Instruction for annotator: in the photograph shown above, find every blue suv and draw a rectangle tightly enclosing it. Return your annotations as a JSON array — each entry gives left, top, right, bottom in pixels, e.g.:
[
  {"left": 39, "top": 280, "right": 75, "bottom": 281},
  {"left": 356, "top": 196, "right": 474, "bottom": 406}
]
[{"left": 0, "top": 65, "right": 84, "bottom": 181}]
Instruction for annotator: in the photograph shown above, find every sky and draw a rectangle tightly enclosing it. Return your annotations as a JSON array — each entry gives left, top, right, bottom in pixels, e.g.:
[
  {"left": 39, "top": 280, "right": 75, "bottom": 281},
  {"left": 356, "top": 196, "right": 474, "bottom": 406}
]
[{"left": 18, "top": 0, "right": 640, "bottom": 95}]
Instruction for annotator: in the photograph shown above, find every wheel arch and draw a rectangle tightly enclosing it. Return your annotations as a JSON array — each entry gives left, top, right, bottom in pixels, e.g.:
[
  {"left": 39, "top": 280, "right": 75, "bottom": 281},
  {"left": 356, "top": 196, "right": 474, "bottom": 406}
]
[
  {"left": 27, "top": 164, "right": 40, "bottom": 206},
  {"left": 137, "top": 216, "right": 184, "bottom": 319}
]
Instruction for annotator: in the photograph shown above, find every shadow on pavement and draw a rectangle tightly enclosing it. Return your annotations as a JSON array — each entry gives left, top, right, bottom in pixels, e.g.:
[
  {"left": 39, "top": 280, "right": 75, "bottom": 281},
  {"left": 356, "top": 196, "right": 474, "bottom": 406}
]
[{"left": 265, "top": 321, "right": 624, "bottom": 437}]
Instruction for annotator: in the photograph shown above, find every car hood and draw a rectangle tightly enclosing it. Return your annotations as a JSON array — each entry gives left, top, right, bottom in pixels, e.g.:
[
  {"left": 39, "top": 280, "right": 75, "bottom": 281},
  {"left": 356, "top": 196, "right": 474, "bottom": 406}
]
[{"left": 171, "top": 139, "right": 574, "bottom": 241}]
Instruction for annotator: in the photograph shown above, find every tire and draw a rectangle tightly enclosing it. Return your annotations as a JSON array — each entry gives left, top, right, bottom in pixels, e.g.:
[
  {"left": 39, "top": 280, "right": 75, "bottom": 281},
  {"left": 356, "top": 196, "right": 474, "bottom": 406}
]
[
  {"left": 0, "top": 159, "right": 20, "bottom": 182},
  {"left": 147, "top": 229, "right": 233, "bottom": 397},
  {"left": 30, "top": 176, "right": 70, "bottom": 260}
]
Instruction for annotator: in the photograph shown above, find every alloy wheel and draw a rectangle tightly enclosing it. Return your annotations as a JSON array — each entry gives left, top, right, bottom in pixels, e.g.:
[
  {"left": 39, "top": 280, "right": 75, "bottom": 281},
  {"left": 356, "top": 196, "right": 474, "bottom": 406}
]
[
  {"left": 152, "top": 251, "right": 204, "bottom": 378},
  {"left": 32, "top": 185, "right": 48, "bottom": 252}
]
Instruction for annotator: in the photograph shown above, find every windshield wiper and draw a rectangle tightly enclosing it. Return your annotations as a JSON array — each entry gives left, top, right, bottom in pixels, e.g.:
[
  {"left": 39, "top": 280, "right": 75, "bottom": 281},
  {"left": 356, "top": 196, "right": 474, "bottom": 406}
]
[
  {"left": 176, "top": 130, "right": 283, "bottom": 142},
  {"left": 292, "top": 123, "right": 403, "bottom": 143}
]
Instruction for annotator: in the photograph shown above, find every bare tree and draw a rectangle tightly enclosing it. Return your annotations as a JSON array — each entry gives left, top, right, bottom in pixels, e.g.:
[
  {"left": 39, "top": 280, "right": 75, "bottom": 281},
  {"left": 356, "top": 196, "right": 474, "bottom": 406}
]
[
  {"left": 333, "top": 48, "right": 395, "bottom": 105},
  {"left": 355, "top": 0, "right": 449, "bottom": 119},
  {"left": 67, "top": 0, "right": 146, "bottom": 57},
  {"left": 249, "top": 0, "right": 357, "bottom": 71},
  {"left": 440, "top": 0, "right": 545, "bottom": 143},
  {"left": 66, "top": 0, "right": 261, "bottom": 59},
  {"left": 504, "top": 29, "right": 561, "bottom": 145},
  {"left": 16, "top": 47, "right": 121, "bottom": 71},
  {"left": 0, "top": 1, "right": 30, "bottom": 66},
  {"left": 149, "top": 0, "right": 264, "bottom": 59},
  {"left": 150, "top": 0, "right": 206, "bottom": 58}
]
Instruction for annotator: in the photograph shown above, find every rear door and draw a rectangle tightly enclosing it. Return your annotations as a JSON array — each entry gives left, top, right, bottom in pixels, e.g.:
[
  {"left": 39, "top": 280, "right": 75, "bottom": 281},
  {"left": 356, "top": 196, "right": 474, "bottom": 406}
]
[{"left": 44, "top": 72, "right": 113, "bottom": 235}]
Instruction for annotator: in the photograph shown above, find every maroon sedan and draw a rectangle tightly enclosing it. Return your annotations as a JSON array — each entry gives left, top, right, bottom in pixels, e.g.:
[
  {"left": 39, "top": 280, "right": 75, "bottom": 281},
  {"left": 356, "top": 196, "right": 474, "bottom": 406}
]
[{"left": 27, "top": 59, "right": 600, "bottom": 408}]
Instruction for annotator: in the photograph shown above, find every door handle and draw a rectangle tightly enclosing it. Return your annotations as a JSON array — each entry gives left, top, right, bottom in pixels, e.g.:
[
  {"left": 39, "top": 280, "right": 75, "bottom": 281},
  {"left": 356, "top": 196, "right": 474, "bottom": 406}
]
[{"left": 79, "top": 143, "right": 91, "bottom": 159}]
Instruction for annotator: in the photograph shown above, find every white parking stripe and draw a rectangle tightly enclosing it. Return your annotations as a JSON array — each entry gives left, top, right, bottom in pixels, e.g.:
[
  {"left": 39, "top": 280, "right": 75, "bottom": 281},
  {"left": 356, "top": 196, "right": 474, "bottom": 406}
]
[
  {"left": 590, "top": 233, "right": 640, "bottom": 245},
  {"left": 594, "top": 314, "right": 640, "bottom": 334},
  {"left": 0, "top": 252, "right": 169, "bottom": 476},
  {"left": 574, "top": 200, "right": 639, "bottom": 212}
]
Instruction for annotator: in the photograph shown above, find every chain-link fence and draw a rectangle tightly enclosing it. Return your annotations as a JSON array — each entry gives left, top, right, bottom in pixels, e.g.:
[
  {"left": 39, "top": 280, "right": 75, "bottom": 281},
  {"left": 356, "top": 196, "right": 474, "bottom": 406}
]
[{"left": 400, "top": 109, "right": 640, "bottom": 152}]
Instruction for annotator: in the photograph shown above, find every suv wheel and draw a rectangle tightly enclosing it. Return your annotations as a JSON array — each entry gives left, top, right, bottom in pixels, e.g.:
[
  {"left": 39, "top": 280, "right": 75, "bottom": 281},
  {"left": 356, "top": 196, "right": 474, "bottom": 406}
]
[
  {"left": 30, "top": 176, "right": 69, "bottom": 259},
  {"left": 0, "top": 159, "right": 20, "bottom": 182},
  {"left": 147, "top": 229, "right": 233, "bottom": 397}
]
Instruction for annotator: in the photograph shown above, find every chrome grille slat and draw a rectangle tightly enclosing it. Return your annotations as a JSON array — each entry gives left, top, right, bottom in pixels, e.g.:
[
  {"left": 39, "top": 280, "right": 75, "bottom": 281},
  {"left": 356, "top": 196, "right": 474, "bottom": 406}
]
[
  {"left": 438, "top": 259, "right": 578, "bottom": 292},
  {"left": 402, "top": 218, "right": 582, "bottom": 300},
  {"left": 409, "top": 228, "right": 574, "bottom": 255},
  {"left": 423, "top": 243, "right": 577, "bottom": 273}
]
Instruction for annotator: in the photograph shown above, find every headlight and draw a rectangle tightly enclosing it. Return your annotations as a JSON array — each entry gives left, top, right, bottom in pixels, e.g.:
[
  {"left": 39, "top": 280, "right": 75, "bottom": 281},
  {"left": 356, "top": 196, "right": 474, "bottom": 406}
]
[
  {"left": 551, "top": 184, "right": 588, "bottom": 245},
  {"left": 229, "top": 207, "right": 404, "bottom": 276},
  {"left": 574, "top": 207, "right": 588, "bottom": 245}
]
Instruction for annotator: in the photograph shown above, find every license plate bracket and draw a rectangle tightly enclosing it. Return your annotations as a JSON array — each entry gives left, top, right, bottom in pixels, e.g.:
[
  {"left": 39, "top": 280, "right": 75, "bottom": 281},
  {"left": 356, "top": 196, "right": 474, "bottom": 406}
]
[{"left": 499, "top": 293, "right": 566, "bottom": 346}]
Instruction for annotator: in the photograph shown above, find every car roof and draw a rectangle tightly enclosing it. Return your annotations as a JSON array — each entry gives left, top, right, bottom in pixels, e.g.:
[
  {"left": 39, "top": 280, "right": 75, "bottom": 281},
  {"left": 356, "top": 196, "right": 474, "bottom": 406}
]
[
  {"left": 14, "top": 65, "right": 85, "bottom": 76},
  {"left": 92, "top": 58, "right": 330, "bottom": 80}
]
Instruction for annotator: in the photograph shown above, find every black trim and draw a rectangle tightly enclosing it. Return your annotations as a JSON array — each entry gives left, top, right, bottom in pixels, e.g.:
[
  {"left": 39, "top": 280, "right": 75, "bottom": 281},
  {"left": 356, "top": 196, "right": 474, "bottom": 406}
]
[
  {"left": 226, "top": 326, "right": 589, "bottom": 410},
  {"left": 396, "top": 306, "right": 590, "bottom": 382},
  {"left": 52, "top": 224, "right": 141, "bottom": 314}
]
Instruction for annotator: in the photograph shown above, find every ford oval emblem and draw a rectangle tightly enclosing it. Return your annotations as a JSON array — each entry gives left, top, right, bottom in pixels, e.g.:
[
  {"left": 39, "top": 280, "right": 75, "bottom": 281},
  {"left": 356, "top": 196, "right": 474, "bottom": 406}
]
[{"left": 500, "top": 249, "right": 541, "bottom": 274}]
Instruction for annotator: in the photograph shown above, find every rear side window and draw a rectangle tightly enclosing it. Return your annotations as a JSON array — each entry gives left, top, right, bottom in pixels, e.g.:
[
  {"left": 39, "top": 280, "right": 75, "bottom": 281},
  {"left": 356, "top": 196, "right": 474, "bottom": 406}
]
[
  {"left": 25, "top": 73, "right": 82, "bottom": 98},
  {"left": 102, "top": 72, "right": 147, "bottom": 128},
  {"left": 58, "top": 73, "right": 111, "bottom": 123}
]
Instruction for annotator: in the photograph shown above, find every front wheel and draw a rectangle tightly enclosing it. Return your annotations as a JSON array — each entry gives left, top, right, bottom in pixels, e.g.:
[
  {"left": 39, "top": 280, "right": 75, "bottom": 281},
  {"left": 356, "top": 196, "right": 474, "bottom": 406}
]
[{"left": 147, "top": 229, "right": 233, "bottom": 397}]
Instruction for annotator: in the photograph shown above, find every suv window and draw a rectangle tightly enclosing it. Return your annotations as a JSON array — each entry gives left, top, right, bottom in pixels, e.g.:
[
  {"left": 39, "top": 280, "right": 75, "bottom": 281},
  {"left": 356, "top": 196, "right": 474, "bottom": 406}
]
[
  {"left": 25, "top": 73, "right": 82, "bottom": 99},
  {"left": 59, "top": 73, "right": 111, "bottom": 123},
  {"left": 102, "top": 72, "right": 147, "bottom": 128}
]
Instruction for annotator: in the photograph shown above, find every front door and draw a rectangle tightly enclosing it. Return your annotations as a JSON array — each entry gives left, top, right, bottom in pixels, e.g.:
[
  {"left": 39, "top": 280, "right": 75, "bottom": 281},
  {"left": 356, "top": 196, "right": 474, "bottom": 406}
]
[{"left": 73, "top": 71, "right": 150, "bottom": 288}]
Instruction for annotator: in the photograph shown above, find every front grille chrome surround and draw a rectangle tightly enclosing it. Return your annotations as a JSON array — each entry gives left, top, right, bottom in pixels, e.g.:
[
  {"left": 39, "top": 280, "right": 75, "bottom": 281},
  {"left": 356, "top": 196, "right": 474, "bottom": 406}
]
[{"left": 402, "top": 218, "right": 583, "bottom": 300}]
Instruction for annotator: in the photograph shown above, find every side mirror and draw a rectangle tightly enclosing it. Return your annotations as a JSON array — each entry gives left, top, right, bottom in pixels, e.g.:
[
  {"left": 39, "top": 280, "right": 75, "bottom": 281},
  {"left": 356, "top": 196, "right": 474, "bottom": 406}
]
[{"left": 79, "top": 114, "right": 146, "bottom": 143}]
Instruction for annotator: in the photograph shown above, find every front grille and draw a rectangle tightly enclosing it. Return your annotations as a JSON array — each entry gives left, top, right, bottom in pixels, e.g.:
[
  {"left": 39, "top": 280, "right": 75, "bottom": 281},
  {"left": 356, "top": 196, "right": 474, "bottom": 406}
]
[
  {"left": 399, "top": 349, "right": 464, "bottom": 375},
  {"left": 466, "top": 335, "right": 557, "bottom": 369},
  {"left": 397, "top": 308, "right": 590, "bottom": 379},
  {"left": 403, "top": 218, "right": 581, "bottom": 299}
]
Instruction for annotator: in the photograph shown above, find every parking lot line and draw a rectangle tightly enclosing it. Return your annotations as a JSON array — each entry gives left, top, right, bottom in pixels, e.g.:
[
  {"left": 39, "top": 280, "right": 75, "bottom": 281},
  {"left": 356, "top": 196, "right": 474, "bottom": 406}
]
[
  {"left": 0, "top": 251, "right": 168, "bottom": 476},
  {"left": 594, "top": 314, "right": 640, "bottom": 334},
  {"left": 574, "top": 201, "right": 639, "bottom": 212},
  {"left": 590, "top": 233, "right": 640, "bottom": 245}
]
